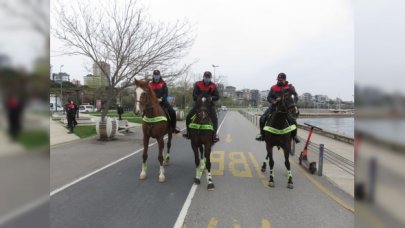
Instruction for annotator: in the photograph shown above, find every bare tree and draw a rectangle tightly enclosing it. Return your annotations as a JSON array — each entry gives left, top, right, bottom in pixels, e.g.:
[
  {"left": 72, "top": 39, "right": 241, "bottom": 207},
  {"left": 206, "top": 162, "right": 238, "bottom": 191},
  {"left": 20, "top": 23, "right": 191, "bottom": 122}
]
[{"left": 53, "top": 0, "right": 194, "bottom": 119}]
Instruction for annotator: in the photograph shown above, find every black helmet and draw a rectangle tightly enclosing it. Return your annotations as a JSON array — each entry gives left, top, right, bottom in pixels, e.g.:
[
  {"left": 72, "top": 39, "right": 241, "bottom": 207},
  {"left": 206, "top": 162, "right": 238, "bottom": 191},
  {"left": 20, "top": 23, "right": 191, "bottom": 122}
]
[
  {"left": 277, "top": 72, "right": 286, "bottom": 80},
  {"left": 203, "top": 71, "right": 212, "bottom": 78},
  {"left": 153, "top": 70, "right": 160, "bottom": 75}
]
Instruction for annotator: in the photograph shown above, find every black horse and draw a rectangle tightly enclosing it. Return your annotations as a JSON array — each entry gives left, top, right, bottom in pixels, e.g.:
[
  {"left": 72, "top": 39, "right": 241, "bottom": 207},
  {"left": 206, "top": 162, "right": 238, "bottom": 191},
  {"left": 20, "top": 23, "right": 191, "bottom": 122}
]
[
  {"left": 189, "top": 94, "right": 215, "bottom": 190},
  {"left": 262, "top": 89, "right": 297, "bottom": 189}
]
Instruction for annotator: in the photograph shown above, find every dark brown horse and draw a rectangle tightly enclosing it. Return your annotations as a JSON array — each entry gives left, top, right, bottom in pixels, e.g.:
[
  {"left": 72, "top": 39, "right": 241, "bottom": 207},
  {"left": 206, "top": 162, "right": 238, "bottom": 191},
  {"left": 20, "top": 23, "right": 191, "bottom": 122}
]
[
  {"left": 189, "top": 94, "right": 215, "bottom": 190},
  {"left": 263, "top": 89, "right": 297, "bottom": 189},
  {"left": 133, "top": 79, "right": 172, "bottom": 182}
]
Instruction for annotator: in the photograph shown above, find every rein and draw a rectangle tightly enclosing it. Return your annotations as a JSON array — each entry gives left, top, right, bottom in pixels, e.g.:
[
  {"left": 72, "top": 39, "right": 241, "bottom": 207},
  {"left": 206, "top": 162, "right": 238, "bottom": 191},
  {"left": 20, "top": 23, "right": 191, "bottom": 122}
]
[{"left": 136, "top": 87, "right": 166, "bottom": 123}]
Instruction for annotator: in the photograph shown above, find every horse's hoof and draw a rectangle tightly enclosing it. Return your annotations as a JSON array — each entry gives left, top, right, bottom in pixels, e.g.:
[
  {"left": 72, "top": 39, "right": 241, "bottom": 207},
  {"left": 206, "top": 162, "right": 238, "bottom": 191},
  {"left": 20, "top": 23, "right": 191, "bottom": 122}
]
[
  {"left": 207, "top": 183, "right": 215, "bottom": 191},
  {"left": 194, "top": 178, "right": 201, "bottom": 185},
  {"left": 159, "top": 175, "right": 165, "bottom": 183},
  {"left": 139, "top": 172, "right": 147, "bottom": 180},
  {"left": 163, "top": 160, "right": 170, "bottom": 166},
  {"left": 261, "top": 167, "right": 266, "bottom": 173},
  {"left": 287, "top": 183, "right": 294, "bottom": 189},
  {"left": 268, "top": 181, "right": 275, "bottom": 188}
]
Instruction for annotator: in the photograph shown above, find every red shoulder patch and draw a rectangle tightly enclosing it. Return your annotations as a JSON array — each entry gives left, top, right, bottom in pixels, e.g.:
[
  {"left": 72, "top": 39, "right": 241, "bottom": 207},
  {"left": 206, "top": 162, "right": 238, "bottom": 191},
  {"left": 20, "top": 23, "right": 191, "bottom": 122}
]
[
  {"left": 149, "top": 81, "right": 164, "bottom": 90},
  {"left": 271, "top": 85, "right": 282, "bottom": 92}
]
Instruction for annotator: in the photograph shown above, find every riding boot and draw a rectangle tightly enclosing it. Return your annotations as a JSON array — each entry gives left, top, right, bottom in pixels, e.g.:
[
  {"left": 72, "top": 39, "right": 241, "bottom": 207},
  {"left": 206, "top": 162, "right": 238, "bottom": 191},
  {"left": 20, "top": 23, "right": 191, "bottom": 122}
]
[
  {"left": 255, "top": 116, "right": 266, "bottom": 141},
  {"left": 168, "top": 108, "right": 180, "bottom": 134},
  {"left": 183, "top": 113, "right": 192, "bottom": 139},
  {"left": 210, "top": 109, "right": 219, "bottom": 143},
  {"left": 288, "top": 117, "right": 300, "bottom": 143},
  {"left": 292, "top": 129, "right": 300, "bottom": 143}
]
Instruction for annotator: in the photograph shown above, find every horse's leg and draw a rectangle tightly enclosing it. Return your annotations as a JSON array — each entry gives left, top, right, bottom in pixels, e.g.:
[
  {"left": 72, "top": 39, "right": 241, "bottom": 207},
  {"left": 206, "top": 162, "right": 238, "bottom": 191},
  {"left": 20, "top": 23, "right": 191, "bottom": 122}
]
[
  {"left": 284, "top": 139, "right": 294, "bottom": 189},
  {"left": 157, "top": 136, "right": 165, "bottom": 182},
  {"left": 140, "top": 135, "right": 150, "bottom": 180},
  {"left": 164, "top": 131, "right": 172, "bottom": 166},
  {"left": 261, "top": 154, "right": 269, "bottom": 172},
  {"left": 192, "top": 142, "right": 202, "bottom": 184},
  {"left": 205, "top": 142, "right": 215, "bottom": 191},
  {"left": 199, "top": 145, "right": 205, "bottom": 171},
  {"left": 267, "top": 143, "right": 275, "bottom": 187}
]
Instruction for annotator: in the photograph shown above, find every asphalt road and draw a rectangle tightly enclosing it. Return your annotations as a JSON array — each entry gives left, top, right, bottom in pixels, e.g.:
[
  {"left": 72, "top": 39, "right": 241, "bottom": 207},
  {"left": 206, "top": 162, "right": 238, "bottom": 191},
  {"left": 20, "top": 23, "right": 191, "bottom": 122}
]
[{"left": 50, "top": 111, "right": 354, "bottom": 228}]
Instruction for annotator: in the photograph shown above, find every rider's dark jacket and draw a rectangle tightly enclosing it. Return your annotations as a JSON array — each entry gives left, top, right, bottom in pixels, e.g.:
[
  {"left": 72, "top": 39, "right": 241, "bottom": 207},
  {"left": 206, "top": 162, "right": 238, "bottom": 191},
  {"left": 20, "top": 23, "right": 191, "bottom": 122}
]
[
  {"left": 267, "top": 81, "right": 298, "bottom": 109},
  {"left": 192, "top": 81, "right": 219, "bottom": 103},
  {"left": 149, "top": 79, "right": 169, "bottom": 106}
]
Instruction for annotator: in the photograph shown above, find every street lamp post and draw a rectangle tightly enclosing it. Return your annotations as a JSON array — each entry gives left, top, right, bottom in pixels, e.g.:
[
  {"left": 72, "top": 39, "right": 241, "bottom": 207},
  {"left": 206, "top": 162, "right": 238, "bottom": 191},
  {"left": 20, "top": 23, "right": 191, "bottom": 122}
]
[
  {"left": 212, "top": 64, "right": 219, "bottom": 82},
  {"left": 60, "top": 65, "right": 64, "bottom": 113}
]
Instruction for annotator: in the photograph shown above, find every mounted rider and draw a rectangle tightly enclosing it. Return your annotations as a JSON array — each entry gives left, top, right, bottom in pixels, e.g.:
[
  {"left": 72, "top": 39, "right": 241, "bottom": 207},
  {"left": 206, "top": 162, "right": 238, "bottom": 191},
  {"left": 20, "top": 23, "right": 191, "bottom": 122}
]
[
  {"left": 149, "top": 70, "right": 180, "bottom": 134},
  {"left": 183, "top": 71, "right": 220, "bottom": 142},
  {"left": 255, "top": 72, "right": 300, "bottom": 143}
]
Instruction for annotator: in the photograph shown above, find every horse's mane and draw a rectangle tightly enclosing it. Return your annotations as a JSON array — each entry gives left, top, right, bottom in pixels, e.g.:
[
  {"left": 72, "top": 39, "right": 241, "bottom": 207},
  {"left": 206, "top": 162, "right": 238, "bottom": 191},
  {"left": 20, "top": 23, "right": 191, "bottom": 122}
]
[
  {"left": 137, "top": 80, "right": 159, "bottom": 104},
  {"left": 146, "top": 83, "right": 159, "bottom": 104}
]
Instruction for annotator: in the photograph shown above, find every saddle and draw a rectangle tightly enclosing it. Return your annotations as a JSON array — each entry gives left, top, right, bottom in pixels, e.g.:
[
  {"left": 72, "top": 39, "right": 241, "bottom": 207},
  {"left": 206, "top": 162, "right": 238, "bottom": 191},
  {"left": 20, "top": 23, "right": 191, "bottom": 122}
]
[{"left": 189, "top": 114, "right": 214, "bottom": 131}]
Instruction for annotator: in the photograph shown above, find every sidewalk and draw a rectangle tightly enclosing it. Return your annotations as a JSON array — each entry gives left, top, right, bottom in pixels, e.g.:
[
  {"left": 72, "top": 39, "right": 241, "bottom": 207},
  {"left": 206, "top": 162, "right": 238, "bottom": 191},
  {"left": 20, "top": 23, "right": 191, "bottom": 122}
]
[
  {"left": 50, "top": 119, "right": 80, "bottom": 146},
  {"left": 296, "top": 128, "right": 354, "bottom": 197},
  {"left": 0, "top": 130, "right": 25, "bottom": 157}
]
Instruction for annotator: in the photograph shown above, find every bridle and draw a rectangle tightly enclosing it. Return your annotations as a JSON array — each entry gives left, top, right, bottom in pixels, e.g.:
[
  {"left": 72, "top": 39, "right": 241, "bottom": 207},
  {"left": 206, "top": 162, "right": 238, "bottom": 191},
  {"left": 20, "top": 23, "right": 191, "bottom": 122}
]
[
  {"left": 196, "top": 96, "right": 211, "bottom": 123},
  {"left": 135, "top": 86, "right": 159, "bottom": 114}
]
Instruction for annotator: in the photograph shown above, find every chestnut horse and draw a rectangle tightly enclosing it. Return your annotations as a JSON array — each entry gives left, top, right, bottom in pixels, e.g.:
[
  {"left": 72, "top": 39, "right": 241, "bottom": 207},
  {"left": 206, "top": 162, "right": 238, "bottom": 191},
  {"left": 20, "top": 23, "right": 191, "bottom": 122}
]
[
  {"left": 133, "top": 79, "right": 172, "bottom": 182},
  {"left": 189, "top": 94, "right": 215, "bottom": 190},
  {"left": 263, "top": 89, "right": 297, "bottom": 189}
]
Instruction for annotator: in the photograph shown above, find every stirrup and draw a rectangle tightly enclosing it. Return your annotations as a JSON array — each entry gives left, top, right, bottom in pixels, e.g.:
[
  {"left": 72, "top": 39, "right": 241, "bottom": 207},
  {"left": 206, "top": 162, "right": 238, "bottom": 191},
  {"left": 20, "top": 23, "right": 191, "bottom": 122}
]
[
  {"left": 255, "top": 134, "right": 264, "bottom": 141},
  {"left": 182, "top": 132, "right": 190, "bottom": 139},
  {"left": 213, "top": 134, "right": 219, "bottom": 143},
  {"left": 173, "top": 127, "right": 181, "bottom": 134}
]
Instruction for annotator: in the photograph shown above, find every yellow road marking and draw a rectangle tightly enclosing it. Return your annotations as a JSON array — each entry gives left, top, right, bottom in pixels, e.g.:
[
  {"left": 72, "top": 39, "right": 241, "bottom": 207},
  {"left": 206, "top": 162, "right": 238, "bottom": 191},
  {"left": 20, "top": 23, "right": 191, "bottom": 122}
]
[
  {"left": 207, "top": 217, "right": 218, "bottom": 228},
  {"left": 210, "top": 151, "right": 224, "bottom": 176},
  {"left": 229, "top": 152, "right": 253, "bottom": 177},
  {"left": 225, "top": 134, "right": 232, "bottom": 143},
  {"left": 248, "top": 152, "right": 269, "bottom": 187},
  {"left": 233, "top": 223, "right": 241, "bottom": 228},
  {"left": 356, "top": 203, "right": 386, "bottom": 228},
  {"left": 182, "top": 224, "right": 187, "bottom": 228},
  {"left": 262, "top": 219, "right": 271, "bottom": 228},
  {"left": 290, "top": 160, "right": 355, "bottom": 213}
]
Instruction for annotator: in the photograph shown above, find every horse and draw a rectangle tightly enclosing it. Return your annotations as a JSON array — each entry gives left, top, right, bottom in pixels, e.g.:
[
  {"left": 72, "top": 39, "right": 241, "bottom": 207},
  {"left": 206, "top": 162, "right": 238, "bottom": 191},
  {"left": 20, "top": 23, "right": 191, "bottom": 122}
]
[
  {"left": 189, "top": 94, "right": 215, "bottom": 190},
  {"left": 133, "top": 79, "right": 172, "bottom": 182},
  {"left": 261, "top": 99, "right": 299, "bottom": 172},
  {"left": 262, "top": 88, "right": 297, "bottom": 189}
]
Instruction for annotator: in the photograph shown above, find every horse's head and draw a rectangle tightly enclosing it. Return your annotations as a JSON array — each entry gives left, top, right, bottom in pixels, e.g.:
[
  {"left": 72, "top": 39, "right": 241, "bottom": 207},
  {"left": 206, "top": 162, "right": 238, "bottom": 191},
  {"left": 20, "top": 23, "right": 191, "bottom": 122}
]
[
  {"left": 195, "top": 94, "right": 212, "bottom": 123},
  {"left": 276, "top": 88, "right": 296, "bottom": 115},
  {"left": 133, "top": 79, "right": 155, "bottom": 115}
]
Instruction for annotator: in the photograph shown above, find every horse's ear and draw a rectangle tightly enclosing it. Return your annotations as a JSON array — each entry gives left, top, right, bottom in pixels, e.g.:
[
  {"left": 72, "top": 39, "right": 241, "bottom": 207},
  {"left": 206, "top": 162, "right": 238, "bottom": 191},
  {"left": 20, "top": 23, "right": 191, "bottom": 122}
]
[{"left": 134, "top": 79, "right": 139, "bottom": 86}]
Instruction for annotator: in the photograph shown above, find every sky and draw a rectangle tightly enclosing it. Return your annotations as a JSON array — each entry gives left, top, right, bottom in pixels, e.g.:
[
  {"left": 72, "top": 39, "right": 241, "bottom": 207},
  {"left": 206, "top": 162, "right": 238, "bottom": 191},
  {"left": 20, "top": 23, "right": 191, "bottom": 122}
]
[
  {"left": 354, "top": 0, "right": 405, "bottom": 95},
  {"left": 50, "top": 0, "right": 355, "bottom": 101}
]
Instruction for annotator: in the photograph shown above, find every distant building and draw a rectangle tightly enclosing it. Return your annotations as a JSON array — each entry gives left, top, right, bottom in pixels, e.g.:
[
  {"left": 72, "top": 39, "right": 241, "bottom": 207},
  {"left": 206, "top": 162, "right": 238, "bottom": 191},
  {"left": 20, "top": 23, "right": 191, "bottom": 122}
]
[
  {"left": 260, "top": 90, "right": 270, "bottom": 106},
  {"left": 314, "top": 94, "right": 329, "bottom": 103},
  {"left": 71, "top": 79, "right": 81, "bottom": 86},
  {"left": 84, "top": 74, "right": 105, "bottom": 88},
  {"left": 224, "top": 86, "right": 236, "bottom": 99},
  {"left": 92, "top": 61, "right": 110, "bottom": 86},
  {"left": 217, "top": 83, "right": 225, "bottom": 97},
  {"left": 52, "top": 72, "right": 70, "bottom": 83},
  {"left": 302, "top": 93, "right": 312, "bottom": 102},
  {"left": 236, "top": 90, "right": 244, "bottom": 99},
  {"left": 242, "top": 89, "right": 251, "bottom": 100},
  {"left": 250, "top": 89, "right": 260, "bottom": 106}
]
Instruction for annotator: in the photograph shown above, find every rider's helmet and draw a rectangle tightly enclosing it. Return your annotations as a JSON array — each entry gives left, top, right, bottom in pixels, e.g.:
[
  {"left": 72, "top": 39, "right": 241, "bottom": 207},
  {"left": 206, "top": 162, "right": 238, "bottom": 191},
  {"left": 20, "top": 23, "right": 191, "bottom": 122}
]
[
  {"left": 152, "top": 70, "right": 161, "bottom": 82},
  {"left": 203, "top": 71, "right": 212, "bottom": 84},
  {"left": 277, "top": 72, "right": 286, "bottom": 80}
]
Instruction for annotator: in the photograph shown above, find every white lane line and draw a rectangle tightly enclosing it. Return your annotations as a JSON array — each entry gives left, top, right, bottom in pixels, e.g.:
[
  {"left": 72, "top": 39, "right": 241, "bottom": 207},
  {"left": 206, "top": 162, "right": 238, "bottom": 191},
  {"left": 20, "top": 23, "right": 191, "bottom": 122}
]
[
  {"left": 50, "top": 128, "right": 186, "bottom": 196},
  {"left": 173, "top": 112, "right": 228, "bottom": 228}
]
